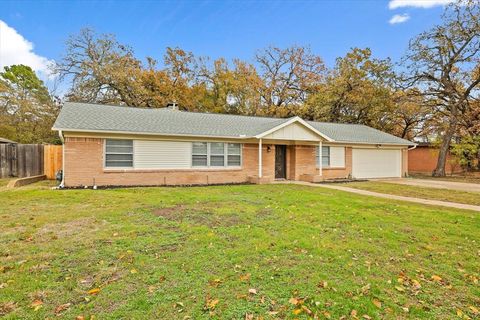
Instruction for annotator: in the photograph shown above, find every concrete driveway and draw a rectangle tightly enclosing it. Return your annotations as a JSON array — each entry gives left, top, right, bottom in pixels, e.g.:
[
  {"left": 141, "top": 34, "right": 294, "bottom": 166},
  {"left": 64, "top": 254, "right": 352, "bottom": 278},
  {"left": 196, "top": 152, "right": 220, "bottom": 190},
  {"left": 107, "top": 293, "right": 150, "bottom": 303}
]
[{"left": 378, "top": 178, "right": 480, "bottom": 193}]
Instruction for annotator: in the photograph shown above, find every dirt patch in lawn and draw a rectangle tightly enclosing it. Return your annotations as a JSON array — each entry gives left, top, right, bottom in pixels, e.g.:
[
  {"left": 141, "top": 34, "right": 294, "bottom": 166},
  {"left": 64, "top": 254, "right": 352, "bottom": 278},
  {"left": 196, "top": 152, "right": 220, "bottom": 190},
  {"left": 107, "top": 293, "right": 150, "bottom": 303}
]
[
  {"left": 153, "top": 203, "right": 243, "bottom": 227},
  {"left": 35, "top": 217, "right": 104, "bottom": 240}
]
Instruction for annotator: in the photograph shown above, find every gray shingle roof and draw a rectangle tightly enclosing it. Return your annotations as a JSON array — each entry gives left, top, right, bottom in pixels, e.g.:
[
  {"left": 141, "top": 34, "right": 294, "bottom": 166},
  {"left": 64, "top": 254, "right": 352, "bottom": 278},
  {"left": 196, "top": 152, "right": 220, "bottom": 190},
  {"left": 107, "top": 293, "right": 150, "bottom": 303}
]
[{"left": 53, "top": 102, "right": 413, "bottom": 145}]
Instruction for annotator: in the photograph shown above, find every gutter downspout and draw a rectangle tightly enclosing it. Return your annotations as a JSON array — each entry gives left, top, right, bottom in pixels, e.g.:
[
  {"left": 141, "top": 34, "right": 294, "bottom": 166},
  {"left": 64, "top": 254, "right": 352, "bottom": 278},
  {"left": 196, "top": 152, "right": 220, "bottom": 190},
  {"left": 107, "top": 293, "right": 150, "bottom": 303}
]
[
  {"left": 58, "top": 130, "right": 65, "bottom": 188},
  {"left": 408, "top": 144, "right": 417, "bottom": 151}
]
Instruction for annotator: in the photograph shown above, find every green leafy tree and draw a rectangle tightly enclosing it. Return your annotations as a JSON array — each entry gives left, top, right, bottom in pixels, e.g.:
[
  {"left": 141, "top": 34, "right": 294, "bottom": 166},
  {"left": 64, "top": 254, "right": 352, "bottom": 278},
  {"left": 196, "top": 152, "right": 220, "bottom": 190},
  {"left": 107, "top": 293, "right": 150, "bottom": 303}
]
[
  {"left": 0, "top": 65, "right": 59, "bottom": 143},
  {"left": 402, "top": 1, "right": 480, "bottom": 176},
  {"left": 304, "top": 48, "right": 395, "bottom": 131}
]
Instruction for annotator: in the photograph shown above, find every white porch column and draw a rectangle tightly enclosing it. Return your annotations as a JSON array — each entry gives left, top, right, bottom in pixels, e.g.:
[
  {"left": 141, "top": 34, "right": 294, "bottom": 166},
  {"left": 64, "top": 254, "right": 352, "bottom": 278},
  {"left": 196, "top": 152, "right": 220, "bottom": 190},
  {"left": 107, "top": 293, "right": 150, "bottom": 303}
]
[
  {"left": 318, "top": 140, "right": 323, "bottom": 176},
  {"left": 258, "top": 139, "right": 263, "bottom": 178}
]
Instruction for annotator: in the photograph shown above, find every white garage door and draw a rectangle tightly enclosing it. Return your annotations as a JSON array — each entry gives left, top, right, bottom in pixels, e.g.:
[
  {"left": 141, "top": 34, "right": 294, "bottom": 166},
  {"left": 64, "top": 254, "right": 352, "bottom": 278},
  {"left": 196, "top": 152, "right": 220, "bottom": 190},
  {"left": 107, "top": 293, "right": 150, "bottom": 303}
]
[{"left": 352, "top": 149, "right": 402, "bottom": 179}]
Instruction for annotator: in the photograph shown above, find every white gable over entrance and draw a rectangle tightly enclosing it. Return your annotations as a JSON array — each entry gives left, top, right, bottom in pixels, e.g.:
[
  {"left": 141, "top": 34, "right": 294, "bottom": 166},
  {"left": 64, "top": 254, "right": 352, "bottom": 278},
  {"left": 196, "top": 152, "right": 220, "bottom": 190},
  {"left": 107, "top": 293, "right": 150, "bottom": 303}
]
[
  {"left": 255, "top": 117, "right": 333, "bottom": 141},
  {"left": 261, "top": 122, "right": 319, "bottom": 141}
]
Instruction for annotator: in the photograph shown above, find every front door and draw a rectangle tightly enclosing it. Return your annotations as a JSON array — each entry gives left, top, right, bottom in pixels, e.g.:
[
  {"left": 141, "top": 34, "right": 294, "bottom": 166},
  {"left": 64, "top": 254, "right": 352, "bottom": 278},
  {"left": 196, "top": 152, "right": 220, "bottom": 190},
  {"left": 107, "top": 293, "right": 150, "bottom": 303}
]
[{"left": 275, "top": 145, "right": 287, "bottom": 179}]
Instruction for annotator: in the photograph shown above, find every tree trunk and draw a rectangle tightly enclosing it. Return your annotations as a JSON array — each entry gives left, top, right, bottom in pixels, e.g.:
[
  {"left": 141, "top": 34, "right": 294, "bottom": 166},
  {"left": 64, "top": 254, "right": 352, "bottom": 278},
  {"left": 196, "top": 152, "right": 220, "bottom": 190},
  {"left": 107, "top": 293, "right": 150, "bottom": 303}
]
[{"left": 433, "top": 121, "right": 456, "bottom": 177}]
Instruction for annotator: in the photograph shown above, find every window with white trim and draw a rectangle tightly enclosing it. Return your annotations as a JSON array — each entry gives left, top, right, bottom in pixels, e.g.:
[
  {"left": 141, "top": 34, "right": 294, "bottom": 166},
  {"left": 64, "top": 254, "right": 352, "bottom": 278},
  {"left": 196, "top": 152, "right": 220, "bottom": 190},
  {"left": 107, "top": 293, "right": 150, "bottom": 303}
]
[
  {"left": 192, "top": 142, "right": 242, "bottom": 167},
  {"left": 227, "top": 143, "right": 241, "bottom": 166},
  {"left": 210, "top": 142, "right": 225, "bottom": 166},
  {"left": 192, "top": 142, "right": 208, "bottom": 167},
  {"left": 316, "top": 146, "right": 330, "bottom": 167},
  {"left": 105, "top": 139, "right": 133, "bottom": 168}
]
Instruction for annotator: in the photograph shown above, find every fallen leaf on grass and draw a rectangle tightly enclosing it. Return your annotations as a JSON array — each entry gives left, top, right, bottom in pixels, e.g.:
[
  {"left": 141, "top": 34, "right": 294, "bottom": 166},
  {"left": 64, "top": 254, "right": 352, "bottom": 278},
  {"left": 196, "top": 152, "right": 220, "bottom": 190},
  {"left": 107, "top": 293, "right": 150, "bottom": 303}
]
[
  {"left": 372, "top": 299, "right": 382, "bottom": 308},
  {"left": 208, "top": 278, "right": 222, "bottom": 287},
  {"left": 431, "top": 275, "right": 442, "bottom": 282},
  {"left": 31, "top": 299, "right": 43, "bottom": 311},
  {"left": 239, "top": 273, "right": 250, "bottom": 282},
  {"left": 0, "top": 301, "right": 17, "bottom": 316},
  {"left": 130, "top": 269, "right": 138, "bottom": 274},
  {"left": 87, "top": 288, "right": 101, "bottom": 295},
  {"left": 248, "top": 288, "right": 257, "bottom": 295},
  {"left": 54, "top": 303, "right": 71, "bottom": 314},
  {"left": 293, "top": 308, "right": 302, "bottom": 315},
  {"left": 469, "top": 306, "right": 479, "bottom": 315},
  {"left": 395, "top": 286, "right": 405, "bottom": 292},
  {"left": 204, "top": 296, "right": 219, "bottom": 311}
]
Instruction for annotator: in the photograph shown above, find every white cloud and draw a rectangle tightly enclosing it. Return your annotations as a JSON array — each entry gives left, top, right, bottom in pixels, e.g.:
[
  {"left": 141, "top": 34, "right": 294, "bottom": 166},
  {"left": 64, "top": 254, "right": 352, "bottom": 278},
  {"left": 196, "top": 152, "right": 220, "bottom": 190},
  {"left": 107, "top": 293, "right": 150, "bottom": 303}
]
[
  {"left": 389, "top": 0, "right": 455, "bottom": 9},
  {"left": 0, "top": 20, "right": 54, "bottom": 77},
  {"left": 389, "top": 13, "right": 411, "bottom": 24}
]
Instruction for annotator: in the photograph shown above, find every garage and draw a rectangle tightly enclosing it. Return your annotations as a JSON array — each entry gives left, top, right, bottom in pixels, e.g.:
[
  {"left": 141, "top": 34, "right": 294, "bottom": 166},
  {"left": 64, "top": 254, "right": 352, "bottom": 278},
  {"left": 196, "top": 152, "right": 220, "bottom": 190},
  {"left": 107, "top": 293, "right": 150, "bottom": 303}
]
[{"left": 352, "top": 148, "right": 402, "bottom": 179}]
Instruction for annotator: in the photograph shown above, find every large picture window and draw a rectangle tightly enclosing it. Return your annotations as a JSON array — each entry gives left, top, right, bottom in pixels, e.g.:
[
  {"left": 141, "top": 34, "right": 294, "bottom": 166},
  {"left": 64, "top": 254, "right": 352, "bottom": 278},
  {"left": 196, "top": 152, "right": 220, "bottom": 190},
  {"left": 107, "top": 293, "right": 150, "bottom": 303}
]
[
  {"left": 105, "top": 139, "right": 133, "bottom": 168},
  {"left": 316, "top": 146, "right": 330, "bottom": 167},
  {"left": 192, "top": 142, "right": 242, "bottom": 167}
]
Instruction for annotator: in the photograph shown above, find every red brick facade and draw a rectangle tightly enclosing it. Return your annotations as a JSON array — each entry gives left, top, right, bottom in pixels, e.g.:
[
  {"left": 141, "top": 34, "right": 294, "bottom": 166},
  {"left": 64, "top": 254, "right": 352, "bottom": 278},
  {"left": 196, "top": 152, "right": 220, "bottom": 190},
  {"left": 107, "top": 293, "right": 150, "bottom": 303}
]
[
  {"left": 408, "top": 146, "right": 462, "bottom": 175},
  {"left": 63, "top": 137, "right": 359, "bottom": 187}
]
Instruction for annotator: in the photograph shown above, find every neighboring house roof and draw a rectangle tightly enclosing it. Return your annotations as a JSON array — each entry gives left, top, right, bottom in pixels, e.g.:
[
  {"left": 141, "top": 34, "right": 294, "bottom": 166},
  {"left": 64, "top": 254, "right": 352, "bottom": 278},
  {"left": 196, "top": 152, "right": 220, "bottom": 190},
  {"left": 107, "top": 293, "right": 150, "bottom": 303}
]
[
  {"left": 53, "top": 102, "right": 414, "bottom": 145},
  {"left": 0, "top": 137, "right": 17, "bottom": 144}
]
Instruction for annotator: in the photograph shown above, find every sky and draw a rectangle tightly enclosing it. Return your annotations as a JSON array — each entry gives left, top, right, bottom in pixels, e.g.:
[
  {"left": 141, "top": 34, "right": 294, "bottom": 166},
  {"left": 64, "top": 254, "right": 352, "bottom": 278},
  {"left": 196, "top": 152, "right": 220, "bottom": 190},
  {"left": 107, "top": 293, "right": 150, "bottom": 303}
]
[{"left": 0, "top": 0, "right": 453, "bottom": 86}]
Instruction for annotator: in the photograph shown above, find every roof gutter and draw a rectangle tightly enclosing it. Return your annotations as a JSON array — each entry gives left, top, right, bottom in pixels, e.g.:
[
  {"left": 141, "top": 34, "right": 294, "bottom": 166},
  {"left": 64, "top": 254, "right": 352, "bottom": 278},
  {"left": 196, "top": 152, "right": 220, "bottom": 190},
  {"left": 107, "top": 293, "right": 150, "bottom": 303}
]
[{"left": 52, "top": 127, "right": 253, "bottom": 140}]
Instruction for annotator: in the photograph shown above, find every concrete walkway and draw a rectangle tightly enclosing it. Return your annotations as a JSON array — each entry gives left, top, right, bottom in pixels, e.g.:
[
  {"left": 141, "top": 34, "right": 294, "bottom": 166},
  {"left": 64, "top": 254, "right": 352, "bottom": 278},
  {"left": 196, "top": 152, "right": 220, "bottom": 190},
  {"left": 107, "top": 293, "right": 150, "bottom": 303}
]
[
  {"left": 377, "top": 178, "right": 480, "bottom": 193},
  {"left": 276, "top": 181, "right": 480, "bottom": 212}
]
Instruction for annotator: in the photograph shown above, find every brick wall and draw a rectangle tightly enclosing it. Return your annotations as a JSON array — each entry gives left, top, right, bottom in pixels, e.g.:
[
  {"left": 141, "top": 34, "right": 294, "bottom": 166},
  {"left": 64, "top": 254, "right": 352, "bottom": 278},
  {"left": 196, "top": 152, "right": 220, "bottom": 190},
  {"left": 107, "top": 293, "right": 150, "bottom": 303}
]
[
  {"left": 318, "top": 147, "right": 353, "bottom": 179},
  {"left": 64, "top": 137, "right": 279, "bottom": 187},
  {"left": 408, "top": 146, "right": 462, "bottom": 174},
  {"left": 64, "top": 137, "right": 407, "bottom": 186}
]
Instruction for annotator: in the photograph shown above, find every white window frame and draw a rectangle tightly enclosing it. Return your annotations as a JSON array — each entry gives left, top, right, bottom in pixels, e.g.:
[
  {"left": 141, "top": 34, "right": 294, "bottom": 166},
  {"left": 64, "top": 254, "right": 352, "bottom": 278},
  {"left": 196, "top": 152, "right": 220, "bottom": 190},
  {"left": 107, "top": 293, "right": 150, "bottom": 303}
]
[
  {"left": 191, "top": 142, "right": 242, "bottom": 168},
  {"left": 226, "top": 143, "right": 242, "bottom": 167},
  {"left": 191, "top": 142, "right": 208, "bottom": 167},
  {"left": 209, "top": 142, "right": 226, "bottom": 167},
  {"left": 316, "top": 145, "right": 330, "bottom": 168},
  {"left": 104, "top": 139, "right": 135, "bottom": 169}
]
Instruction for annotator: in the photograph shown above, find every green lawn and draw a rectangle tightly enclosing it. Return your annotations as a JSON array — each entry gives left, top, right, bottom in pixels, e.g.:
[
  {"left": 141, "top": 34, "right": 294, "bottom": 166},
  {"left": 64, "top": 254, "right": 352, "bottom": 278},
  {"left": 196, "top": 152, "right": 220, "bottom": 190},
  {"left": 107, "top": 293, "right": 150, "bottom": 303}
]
[
  {"left": 411, "top": 174, "right": 480, "bottom": 185},
  {"left": 0, "top": 178, "right": 11, "bottom": 188},
  {"left": 1, "top": 183, "right": 479, "bottom": 319},
  {"left": 344, "top": 181, "right": 480, "bottom": 206}
]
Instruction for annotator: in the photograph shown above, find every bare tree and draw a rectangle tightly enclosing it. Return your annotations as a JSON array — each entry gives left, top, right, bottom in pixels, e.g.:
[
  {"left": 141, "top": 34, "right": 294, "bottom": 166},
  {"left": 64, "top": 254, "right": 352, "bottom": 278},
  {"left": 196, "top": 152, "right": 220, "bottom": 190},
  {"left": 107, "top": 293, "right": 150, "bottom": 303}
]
[{"left": 255, "top": 46, "right": 325, "bottom": 116}]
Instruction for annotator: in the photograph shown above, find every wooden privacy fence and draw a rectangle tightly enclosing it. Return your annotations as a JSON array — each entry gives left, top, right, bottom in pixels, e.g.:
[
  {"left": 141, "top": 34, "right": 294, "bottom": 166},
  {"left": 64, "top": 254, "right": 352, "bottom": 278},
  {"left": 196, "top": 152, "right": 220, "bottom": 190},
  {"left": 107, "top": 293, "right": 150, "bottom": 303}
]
[
  {"left": 44, "top": 145, "right": 63, "bottom": 179},
  {"left": 0, "top": 144, "right": 44, "bottom": 178},
  {"left": 0, "top": 144, "right": 62, "bottom": 179}
]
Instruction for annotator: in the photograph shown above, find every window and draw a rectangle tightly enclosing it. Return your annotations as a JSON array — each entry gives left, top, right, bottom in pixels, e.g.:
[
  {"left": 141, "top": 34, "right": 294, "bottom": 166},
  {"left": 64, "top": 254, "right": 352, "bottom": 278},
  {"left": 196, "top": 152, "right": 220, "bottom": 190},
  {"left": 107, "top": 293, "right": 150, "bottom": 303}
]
[
  {"left": 227, "top": 143, "right": 241, "bottom": 166},
  {"left": 105, "top": 139, "right": 133, "bottom": 168},
  {"left": 192, "top": 142, "right": 241, "bottom": 167},
  {"left": 192, "top": 142, "right": 208, "bottom": 167},
  {"left": 210, "top": 143, "right": 225, "bottom": 166},
  {"left": 316, "top": 146, "right": 330, "bottom": 167}
]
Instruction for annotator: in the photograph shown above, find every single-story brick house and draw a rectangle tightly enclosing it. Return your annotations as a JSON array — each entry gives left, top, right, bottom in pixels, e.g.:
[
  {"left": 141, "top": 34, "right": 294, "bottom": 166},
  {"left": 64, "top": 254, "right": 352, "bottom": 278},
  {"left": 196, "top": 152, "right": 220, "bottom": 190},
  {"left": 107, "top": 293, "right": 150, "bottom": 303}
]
[{"left": 53, "top": 102, "right": 415, "bottom": 187}]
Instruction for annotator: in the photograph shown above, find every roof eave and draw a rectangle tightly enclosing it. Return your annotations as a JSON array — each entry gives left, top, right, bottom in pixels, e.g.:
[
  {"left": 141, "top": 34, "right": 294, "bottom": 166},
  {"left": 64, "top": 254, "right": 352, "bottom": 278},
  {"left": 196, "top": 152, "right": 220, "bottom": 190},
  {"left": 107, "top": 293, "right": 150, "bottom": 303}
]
[{"left": 52, "top": 127, "right": 255, "bottom": 140}]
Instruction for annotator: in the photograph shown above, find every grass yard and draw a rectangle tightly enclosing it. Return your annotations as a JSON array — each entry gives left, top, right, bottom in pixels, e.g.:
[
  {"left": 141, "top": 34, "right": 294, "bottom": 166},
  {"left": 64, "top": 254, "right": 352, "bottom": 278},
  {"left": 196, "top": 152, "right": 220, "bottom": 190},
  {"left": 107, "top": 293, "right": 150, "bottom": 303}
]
[
  {"left": 411, "top": 174, "right": 480, "bottom": 185},
  {"left": 0, "top": 178, "right": 11, "bottom": 188},
  {"left": 344, "top": 181, "right": 480, "bottom": 206},
  {"left": 0, "top": 182, "right": 479, "bottom": 319}
]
